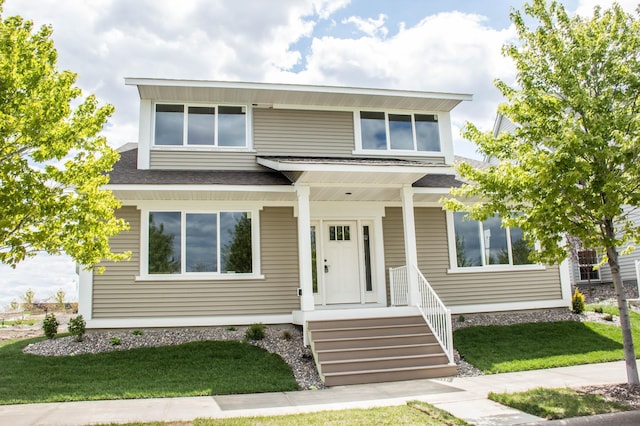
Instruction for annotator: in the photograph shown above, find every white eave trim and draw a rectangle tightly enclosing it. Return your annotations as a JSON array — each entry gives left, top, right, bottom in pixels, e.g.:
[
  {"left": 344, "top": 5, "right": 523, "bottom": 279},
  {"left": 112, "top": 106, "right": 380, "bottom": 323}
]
[
  {"left": 124, "top": 77, "right": 473, "bottom": 103},
  {"left": 104, "top": 184, "right": 295, "bottom": 192},
  {"left": 256, "top": 157, "right": 455, "bottom": 175}
]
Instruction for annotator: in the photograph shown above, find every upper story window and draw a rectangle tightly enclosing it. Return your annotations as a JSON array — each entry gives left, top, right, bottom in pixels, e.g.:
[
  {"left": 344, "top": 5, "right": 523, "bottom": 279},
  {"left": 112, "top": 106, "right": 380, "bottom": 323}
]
[
  {"left": 452, "top": 212, "right": 534, "bottom": 268},
  {"left": 154, "top": 104, "right": 247, "bottom": 147},
  {"left": 358, "top": 111, "right": 441, "bottom": 153},
  {"left": 577, "top": 249, "right": 599, "bottom": 281}
]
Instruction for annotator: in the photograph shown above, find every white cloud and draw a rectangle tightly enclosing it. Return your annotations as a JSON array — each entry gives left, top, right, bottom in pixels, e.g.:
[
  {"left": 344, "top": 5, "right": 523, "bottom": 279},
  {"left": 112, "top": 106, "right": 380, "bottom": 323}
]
[
  {"left": 575, "top": 0, "right": 639, "bottom": 16},
  {"left": 343, "top": 13, "right": 389, "bottom": 37}
]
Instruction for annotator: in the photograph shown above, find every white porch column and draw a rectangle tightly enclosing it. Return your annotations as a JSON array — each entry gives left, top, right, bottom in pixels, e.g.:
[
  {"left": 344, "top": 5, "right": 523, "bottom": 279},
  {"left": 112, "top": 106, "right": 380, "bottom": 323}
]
[
  {"left": 296, "top": 184, "right": 315, "bottom": 311},
  {"left": 401, "top": 185, "right": 420, "bottom": 306},
  {"left": 78, "top": 266, "right": 93, "bottom": 321}
]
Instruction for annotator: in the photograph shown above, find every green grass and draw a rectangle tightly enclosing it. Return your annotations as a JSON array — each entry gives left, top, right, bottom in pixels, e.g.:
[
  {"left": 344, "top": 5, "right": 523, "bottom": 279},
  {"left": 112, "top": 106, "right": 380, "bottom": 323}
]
[
  {"left": 489, "top": 387, "right": 629, "bottom": 419},
  {"left": 0, "top": 319, "right": 38, "bottom": 327},
  {"left": 454, "top": 309, "right": 640, "bottom": 373},
  {"left": 0, "top": 338, "right": 298, "bottom": 404},
  {"left": 108, "top": 401, "right": 470, "bottom": 425}
]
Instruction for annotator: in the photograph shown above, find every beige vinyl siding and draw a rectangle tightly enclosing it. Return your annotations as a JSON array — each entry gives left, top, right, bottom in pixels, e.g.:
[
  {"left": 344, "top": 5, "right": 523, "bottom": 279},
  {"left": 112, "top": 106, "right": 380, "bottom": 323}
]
[
  {"left": 383, "top": 207, "right": 563, "bottom": 307},
  {"left": 92, "top": 206, "right": 299, "bottom": 318},
  {"left": 254, "top": 109, "right": 355, "bottom": 156},
  {"left": 149, "top": 150, "right": 261, "bottom": 170}
]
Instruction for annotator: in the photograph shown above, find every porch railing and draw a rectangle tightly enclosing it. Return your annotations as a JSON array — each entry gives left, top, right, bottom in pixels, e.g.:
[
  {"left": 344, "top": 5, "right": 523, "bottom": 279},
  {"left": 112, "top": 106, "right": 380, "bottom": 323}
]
[{"left": 389, "top": 265, "right": 454, "bottom": 364}]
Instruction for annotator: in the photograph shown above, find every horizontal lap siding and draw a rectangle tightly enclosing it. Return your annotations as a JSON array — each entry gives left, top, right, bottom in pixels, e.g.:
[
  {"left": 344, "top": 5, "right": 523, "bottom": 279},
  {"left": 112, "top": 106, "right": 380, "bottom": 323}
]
[
  {"left": 254, "top": 109, "right": 355, "bottom": 156},
  {"left": 383, "top": 207, "right": 563, "bottom": 307},
  {"left": 92, "top": 206, "right": 299, "bottom": 318},
  {"left": 149, "top": 150, "right": 261, "bottom": 170}
]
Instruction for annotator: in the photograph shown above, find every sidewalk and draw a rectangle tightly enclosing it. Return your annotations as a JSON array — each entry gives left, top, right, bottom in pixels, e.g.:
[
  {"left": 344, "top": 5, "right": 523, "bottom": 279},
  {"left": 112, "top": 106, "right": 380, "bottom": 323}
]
[{"left": 0, "top": 360, "right": 630, "bottom": 426}]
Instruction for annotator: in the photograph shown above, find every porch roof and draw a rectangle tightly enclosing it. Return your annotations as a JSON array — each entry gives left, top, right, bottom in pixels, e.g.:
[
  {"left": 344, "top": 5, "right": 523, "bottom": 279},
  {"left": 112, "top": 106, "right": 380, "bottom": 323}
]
[{"left": 256, "top": 156, "right": 455, "bottom": 186}]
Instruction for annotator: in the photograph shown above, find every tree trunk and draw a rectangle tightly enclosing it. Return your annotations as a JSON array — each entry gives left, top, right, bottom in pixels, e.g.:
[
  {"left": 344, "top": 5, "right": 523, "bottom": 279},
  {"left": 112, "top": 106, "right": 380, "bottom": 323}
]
[{"left": 606, "top": 242, "right": 639, "bottom": 385}]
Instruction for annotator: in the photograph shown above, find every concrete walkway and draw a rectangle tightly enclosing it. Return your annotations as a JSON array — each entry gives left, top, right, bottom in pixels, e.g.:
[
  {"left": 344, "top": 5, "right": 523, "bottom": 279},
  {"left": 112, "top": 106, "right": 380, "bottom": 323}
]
[{"left": 0, "top": 360, "right": 631, "bottom": 426}]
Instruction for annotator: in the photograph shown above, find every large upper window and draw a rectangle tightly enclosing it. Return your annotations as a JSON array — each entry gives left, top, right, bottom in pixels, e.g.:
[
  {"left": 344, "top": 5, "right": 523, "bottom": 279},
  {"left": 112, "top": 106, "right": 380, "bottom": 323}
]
[
  {"left": 148, "top": 211, "right": 253, "bottom": 275},
  {"left": 452, "top": 212, "right": 534, "bottom": 268},
  {"left": 154, "top": 104, "right": 247, "bottom": 147},
  {"left": 359, "top": 111, "right": 440, "bottom": 152}
]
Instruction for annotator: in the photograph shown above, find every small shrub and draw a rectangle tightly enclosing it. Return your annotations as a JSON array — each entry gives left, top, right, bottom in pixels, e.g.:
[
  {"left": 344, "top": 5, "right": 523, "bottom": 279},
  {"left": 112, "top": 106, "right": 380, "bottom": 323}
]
[
  {"left": 594, "top": 306, "right": 604, "bottom": 314},
  {"left": 245, "top": 323, "right": 266, "bottom": 340},
  {"left": 67, "top": 315, "right": 86, "bottom": 342},
  {"left": 604, "top": 314, "right": 614, "bottom": 322},
  {"left": 458, "top": 315, "right": 465, "bottom": 323},
  {"left": 109, "top": 336, "right": 121, "bottom": 346},
  {"left": 572, "top": 289, "right": 586, "bottom": 314},
  {"left": 226, "top": 326, "right": 237, "bottom": 331},
  {"left": 282, "top": 330, "right": 293, "bottom": 340},
  {"left": 42, "top": 313, "right": 59, "bottom": 339},
  {"left": 131, "top": 329, "right": 144, "bottom": 336}
]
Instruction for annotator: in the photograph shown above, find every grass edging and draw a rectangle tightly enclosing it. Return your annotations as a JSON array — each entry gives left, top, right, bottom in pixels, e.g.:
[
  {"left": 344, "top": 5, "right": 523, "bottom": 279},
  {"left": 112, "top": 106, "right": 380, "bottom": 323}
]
[{"left": 488, "top": 387, "right": 630, "bottom": 420}]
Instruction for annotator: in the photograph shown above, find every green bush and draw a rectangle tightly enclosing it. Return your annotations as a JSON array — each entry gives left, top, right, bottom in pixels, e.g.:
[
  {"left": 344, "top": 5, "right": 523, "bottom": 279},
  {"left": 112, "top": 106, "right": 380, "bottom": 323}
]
[
  {"left": 131, "top": 329, "right": 144, "bottom": 336},
  {"left": 42, "top": 313, "right": 59, "bottom": 339},
  {"left": 109, "top": 336, "right": 121, "bottom": 346},
  {"left": 604, "top": 314, "right": 614, "bottom": 322},
  {"left": 245, "top": 323, "right": 266, "bottom": 340},
  {"left": 594, "top": 306, "right": 604, "bottom": 314},
  {"left": 282, "top": 330, "right": 293, "bottom": 341},
  {"left": 572, "top": 289, "right": 586, "bottom": 314},
  {"left": 67, "top": 315, "right": 86, "bottom": 342}
]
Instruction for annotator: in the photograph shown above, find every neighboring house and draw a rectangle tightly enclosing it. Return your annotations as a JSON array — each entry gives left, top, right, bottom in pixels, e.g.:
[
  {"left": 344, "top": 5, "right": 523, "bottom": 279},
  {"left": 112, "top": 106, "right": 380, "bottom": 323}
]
[
  {"left": 492, "top": 114, "right": 640, "bottom": 290},
  {"left": 79, "top": 80, "right": 571, "bottom": 385}
]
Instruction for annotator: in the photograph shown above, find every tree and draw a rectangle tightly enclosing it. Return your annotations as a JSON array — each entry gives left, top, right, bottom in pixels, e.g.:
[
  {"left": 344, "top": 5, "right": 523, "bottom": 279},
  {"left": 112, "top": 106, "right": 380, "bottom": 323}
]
[
  {"left": 21, "top": 288, "right": 34, "bottom": 311},
  {"left": 55, "top": 288, "right": 65, "bottom": 311},
  {"left": 222, "top": 214, "right": 252, "bottom": 273},
  {"left": 148, "top": 214, "right": 179, "bottom": 273},
  {"left": 444, "top": 0, "right": 640, "bottom": 384},
  {"left": 0, "top": 1, "right": 129, "bottom": 269}
]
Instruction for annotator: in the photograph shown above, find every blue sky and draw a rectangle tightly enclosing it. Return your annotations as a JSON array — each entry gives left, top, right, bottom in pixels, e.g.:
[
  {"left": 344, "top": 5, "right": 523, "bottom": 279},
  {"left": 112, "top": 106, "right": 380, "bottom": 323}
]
[{"left": 0, "top": 0, "right": 633, "bottom": 309}]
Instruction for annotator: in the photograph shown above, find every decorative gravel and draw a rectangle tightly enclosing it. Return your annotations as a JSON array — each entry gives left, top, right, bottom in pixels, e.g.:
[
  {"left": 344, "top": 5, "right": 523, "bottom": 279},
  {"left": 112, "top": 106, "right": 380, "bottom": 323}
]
[{"left": 16, "top": 283, "right": 640, "bottom": 388}]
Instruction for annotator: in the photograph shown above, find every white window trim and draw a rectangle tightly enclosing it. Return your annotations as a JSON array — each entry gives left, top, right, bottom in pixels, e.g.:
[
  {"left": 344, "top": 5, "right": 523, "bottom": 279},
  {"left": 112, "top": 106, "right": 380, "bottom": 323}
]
[
  {"left": 577, "top": 249, "right": 601, "bottom": 282},
  {"left": 353, "top": 109, "right": 444, "bottom": 156},
  {"left": 151, "top": 102, "right": 251, "bottom": 149},
  {"left": 137, "top": 206, "right": 263, "bottom": 281},
  {"left": 445, "top": 210, "right": 545, "bottom": 274}
]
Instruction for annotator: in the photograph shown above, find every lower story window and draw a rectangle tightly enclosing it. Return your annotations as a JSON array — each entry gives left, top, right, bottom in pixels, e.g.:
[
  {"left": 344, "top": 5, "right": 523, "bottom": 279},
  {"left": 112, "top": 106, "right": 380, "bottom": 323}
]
[
  {"left": 148, "top": 211, "right": 253, "bottom": 275},
  {"left": 452, "top": 212, "right": 534, "bottom": 268},
  {"left": 578, "top": 249, "right": 599, "bottom": 281}
]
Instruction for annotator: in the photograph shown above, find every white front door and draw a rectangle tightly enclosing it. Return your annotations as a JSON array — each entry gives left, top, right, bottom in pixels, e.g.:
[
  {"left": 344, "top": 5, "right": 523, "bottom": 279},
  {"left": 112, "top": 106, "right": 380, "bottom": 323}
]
[{"left": 323, "top": 221, "right": 361, "bottom": 304}]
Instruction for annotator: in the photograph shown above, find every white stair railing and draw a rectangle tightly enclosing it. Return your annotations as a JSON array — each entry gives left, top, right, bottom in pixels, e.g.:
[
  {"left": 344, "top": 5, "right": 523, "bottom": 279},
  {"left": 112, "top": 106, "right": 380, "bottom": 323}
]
[
  {"left": 413, "top": 265, "right": 454, "bottom": 365},
  {"left": 389, "top": 265, "right": 408, "bottom": 306},
  {"left": 389, "top": 264, "right": 454, "bottom": 365}
]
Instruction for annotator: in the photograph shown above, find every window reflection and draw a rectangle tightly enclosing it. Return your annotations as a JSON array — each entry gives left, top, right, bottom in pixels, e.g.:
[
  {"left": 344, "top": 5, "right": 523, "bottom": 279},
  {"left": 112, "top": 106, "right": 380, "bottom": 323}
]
[
  {"left": 360, "top": 111, "right": 386, "bottom": 150},
  {"left": 155, "top": 105, "right": 183, "bottom": 146}
]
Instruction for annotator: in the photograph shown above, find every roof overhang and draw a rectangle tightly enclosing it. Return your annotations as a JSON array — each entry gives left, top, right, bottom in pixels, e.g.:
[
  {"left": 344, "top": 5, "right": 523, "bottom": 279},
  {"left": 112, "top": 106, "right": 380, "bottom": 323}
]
[
  {"left": 125, "top": 78, "right": 472, "bottom": 112},
  {"left": 256, "top": 156, "right": 454, "bottom": 186}
]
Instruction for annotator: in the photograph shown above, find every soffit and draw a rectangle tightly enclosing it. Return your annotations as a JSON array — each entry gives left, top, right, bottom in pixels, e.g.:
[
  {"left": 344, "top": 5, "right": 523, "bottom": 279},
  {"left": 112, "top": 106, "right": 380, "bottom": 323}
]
[{"left": 126, "top": 78, "right": 472, "bottom": 112}]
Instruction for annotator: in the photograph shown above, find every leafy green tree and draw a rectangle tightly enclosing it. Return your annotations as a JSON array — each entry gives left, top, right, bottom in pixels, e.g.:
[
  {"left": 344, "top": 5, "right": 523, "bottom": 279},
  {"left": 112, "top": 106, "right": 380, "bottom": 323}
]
[
  {"left": 0, "top": 2, "right": 128, "bottom": 269},
  {"left": 55, "top": 289, "right": 65, "bottom": 311},
  {"left": 445, "top": 0, "right": 640, "bottom": 384},
  {"left": 21, "top": 288, "right": 34, "bottom": 311}
]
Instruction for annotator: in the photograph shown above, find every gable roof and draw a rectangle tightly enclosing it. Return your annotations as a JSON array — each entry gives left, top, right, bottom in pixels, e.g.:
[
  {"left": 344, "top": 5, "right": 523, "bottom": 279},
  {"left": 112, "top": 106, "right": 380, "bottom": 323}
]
[{"left": 125, "top": 78, "right": 472, "bottom": 112}]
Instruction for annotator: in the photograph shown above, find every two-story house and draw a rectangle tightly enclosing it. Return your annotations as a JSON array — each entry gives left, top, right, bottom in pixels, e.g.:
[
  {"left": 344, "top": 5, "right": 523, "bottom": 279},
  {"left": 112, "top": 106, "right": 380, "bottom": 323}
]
[{"left": 79, "top": 79, "right": 572, "bottom": 385}]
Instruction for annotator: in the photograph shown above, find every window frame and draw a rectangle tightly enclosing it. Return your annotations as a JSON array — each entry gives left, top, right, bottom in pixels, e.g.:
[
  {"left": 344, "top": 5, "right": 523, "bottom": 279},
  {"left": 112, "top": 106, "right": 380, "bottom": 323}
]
[
  {"left": 151, "top": 102, "right": 251, "bottom": 150},
  {"left": 137, "top": 206, "right": 263, "bottom": 281},
  {"left": 446, "top": 211, "right": 545, "bottom": 274},
  {"left": 577, "top": 249, "right": 600, "bottom": 282},
  {"left": 353, "top": 109, "right": 442, "bottom": 155}
]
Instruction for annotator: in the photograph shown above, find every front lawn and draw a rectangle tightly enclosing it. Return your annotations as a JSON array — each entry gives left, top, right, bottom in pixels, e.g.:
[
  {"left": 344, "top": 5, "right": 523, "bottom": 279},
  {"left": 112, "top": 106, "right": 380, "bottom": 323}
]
[
  {"left": 0, "top": 338, "right": 298, "bottom": 404},
  {"left": 454, "top": 309, "right": 640, "bottom": 373},
  {"left": 489, "top": 387, "right": 629, "bottom": 419}
]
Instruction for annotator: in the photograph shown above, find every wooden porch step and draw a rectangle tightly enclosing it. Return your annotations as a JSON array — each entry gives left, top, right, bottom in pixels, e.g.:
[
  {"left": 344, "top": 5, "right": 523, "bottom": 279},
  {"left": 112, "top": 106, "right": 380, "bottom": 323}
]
[
  {"left": 307, "top": 314, "right": 456, "bottom": 386},
  {"left": 321, "top": 353, "right": 450, "bottom": 373},
  {"left": 312, "top": 332, "right": 437, "bottom": 351},
  {"left": 315, "top": 342, "right": 443, "bottom": 362},
  {"left": 323, "top": 364, "right": 458, "bottom": 387}
]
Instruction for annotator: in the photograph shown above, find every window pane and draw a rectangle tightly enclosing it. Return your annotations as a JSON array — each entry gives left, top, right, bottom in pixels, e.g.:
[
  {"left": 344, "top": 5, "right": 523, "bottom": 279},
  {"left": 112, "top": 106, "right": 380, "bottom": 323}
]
[
  {"left": 218, "top": 106, "right": 246, "bottom": 147},
  {"left": 415, "top": 114, "right": 440, "bottom": 151},
  {"left": 483, "top": 215, "right": 509, "bottom": 265},
  {"left": 344, "top": 226, "right": 350, "bottom": 241},
  {"left": 329, "top": 226, "right": 336, "bottom": 241},
  {"left": 337, "top": 226, "right": 343, "bottom": 240},
  {"left": 360, "top": 111, "right": 386, "bottom": 150},
  {"left": 148, "top": 212, "right": 181, "bottom": 273},
  {"left": 220, "top": 212, "right": 252, "bottom": 273},
  {"left": 389, "top": 114, "right": 414, "bottom": 150},
  {"left": 453, "top": 212, "right": 482, "bottom": 267},
  {"left": 155, "top": 104, "right": 184, "bottom": 145},
  {"left": 363, "top": 226, "right": 372, "bottom": 292},
  {"left": 186, "top": 213, "right": 217, "bottom": 272},
  {"left": 187, "top": 106, "right": 215, "bottom": 145},
  {"left": 510, "top": 227, "right": 534, "bottom": 265},
  {"left": 310, "top": 226, "right": 318, "bottom": 293}
]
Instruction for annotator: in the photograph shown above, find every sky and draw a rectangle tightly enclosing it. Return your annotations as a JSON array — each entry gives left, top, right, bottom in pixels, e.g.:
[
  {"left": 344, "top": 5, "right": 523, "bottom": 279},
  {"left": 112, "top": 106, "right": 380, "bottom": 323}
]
[{"left": 0, "top": 0, "right": 636, "bottom": 310}]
